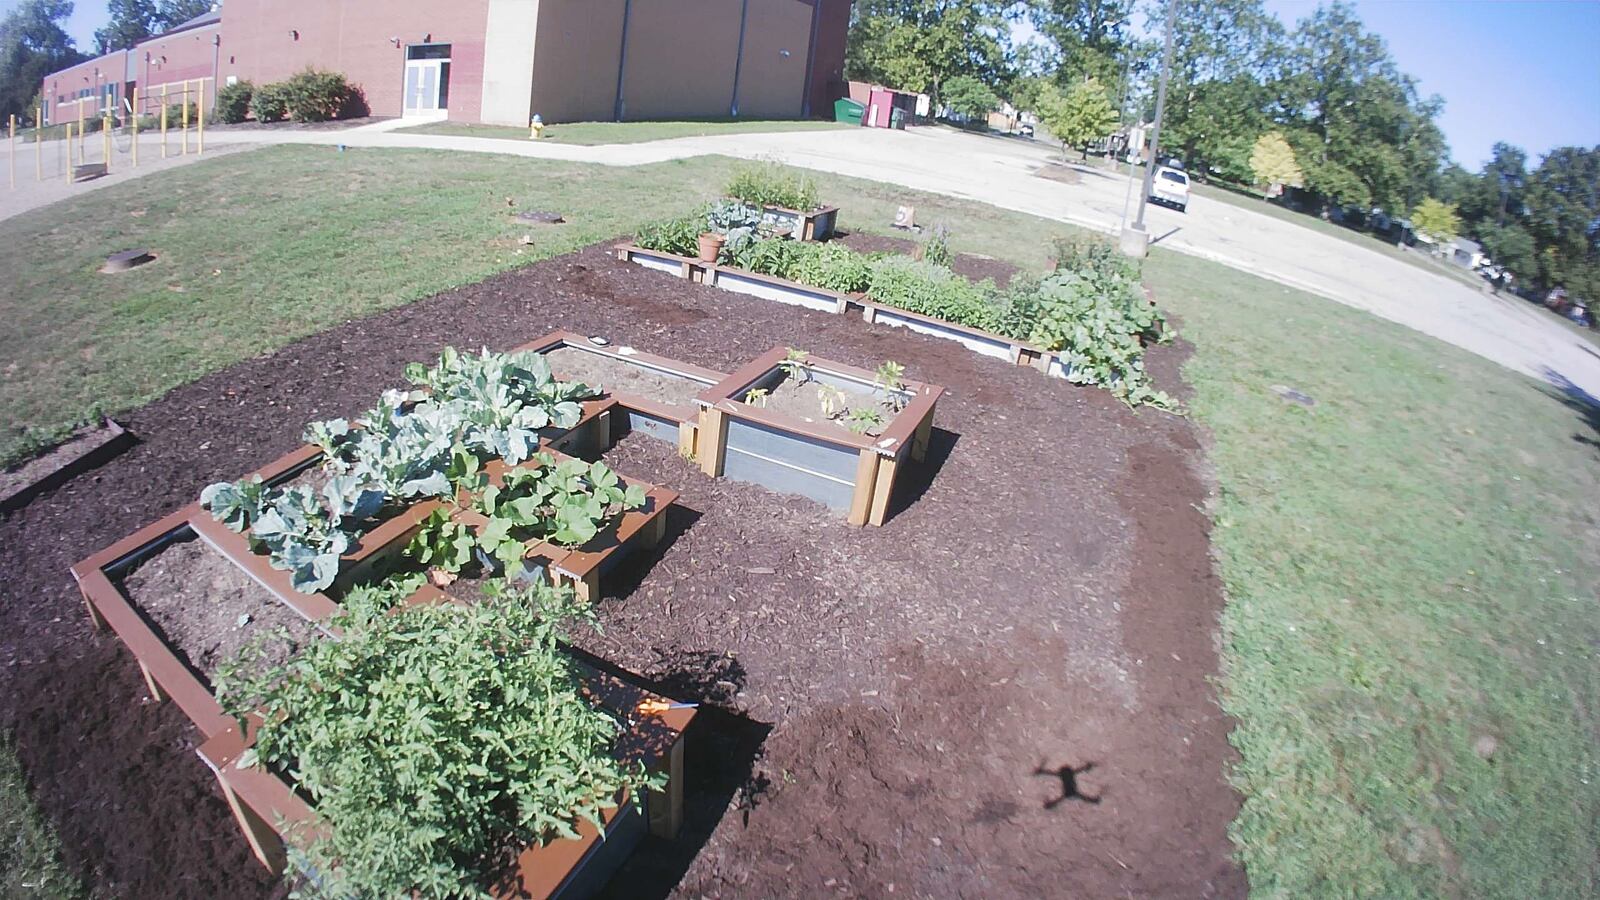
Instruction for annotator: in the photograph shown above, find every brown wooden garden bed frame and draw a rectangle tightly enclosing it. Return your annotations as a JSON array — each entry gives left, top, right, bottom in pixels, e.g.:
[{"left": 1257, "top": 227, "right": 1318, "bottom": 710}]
[
  {"left": 70, "top": 458, "right": 693, "bottom": 898},
  {"left": 695, "top": 346, "right": 942, "bottom": 526},
  {"left": 516, "top": 330, "right": 728, "bottom": 460}
]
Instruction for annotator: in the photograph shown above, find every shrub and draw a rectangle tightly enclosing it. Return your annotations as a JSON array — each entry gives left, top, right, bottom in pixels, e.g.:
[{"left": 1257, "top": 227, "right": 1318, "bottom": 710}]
[
  {"left": 1050, "top": 233, "right": 1138, "bottom": 282},
  {"left": 866, "top": 256, "right": 1002, "bottom": 332},
  {"left": 214, "top": 80, "right": 253, "bottom": 124},
  {"left": 280, "top": 68, "right": 358, "bottom": 123},
  {"left": 1017, "top": 269, "right": 1173, "bottom": 409},
  {"left": 217, "top": 578, "right": 659, "bottom": 897},
  {"left": 161, "top": 102, "right": 197, "bottom": 125},
  {"left": 250, "top": 82, "right": 288, "bottom": 123},
  {"left": 725, "top": 160, "right": 819, "bottom": 211}
]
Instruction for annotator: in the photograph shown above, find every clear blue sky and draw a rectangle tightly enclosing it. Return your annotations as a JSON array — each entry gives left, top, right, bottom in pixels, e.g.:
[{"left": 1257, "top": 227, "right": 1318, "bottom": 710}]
[
  {"left": 1264, "top": 0, "right": 1600, "bottom": 169},
  {"left": 18, "top": 0, "right": 1600, "bottom": 169}
]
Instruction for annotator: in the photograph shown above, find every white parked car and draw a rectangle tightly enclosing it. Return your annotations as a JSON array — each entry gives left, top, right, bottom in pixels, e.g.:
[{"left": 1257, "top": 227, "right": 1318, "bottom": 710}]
[{"left": 1149, "top": 165, "right": 1190, "bottom": 213}]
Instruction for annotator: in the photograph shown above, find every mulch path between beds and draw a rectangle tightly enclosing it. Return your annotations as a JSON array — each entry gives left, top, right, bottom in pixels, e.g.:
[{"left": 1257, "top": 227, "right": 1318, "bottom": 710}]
[{"left": 0, "top": 242, "right": 1243, "bottom": 899}]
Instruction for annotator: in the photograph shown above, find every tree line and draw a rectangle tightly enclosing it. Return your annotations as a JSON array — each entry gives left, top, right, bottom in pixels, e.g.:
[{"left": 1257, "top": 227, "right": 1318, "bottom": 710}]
[
  {"left": 845, "top": 0, "right": 1597, "bottom": 299},
  {"left": 0, "top": 0, "right": 211, "bottom": 126}
]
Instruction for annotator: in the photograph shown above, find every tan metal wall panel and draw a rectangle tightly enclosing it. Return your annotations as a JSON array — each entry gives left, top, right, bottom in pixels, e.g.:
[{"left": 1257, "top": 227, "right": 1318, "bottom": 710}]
[
  {"left": 481, "top": 0, "right": 541, "bottom": 125},
  {"left": 733, "top": 0, "right": 811, "bottom": 119},
  {"left": 619, "top": 0, "right": 742, "bottom": 120},
  {"left": 528, "top": 0, "right": 627, "bottom": 123}
]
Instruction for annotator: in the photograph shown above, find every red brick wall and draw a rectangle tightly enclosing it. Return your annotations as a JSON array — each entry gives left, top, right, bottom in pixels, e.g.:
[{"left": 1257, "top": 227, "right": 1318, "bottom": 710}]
[
  {"left": 219, "top": 0, "right": 489, "bottom": 121},
  {"left": 135, "top": 23, "right": 222, "bottom": 113},
  {"left": 41, "top": 51, "right": 127, "bottom": 125}
]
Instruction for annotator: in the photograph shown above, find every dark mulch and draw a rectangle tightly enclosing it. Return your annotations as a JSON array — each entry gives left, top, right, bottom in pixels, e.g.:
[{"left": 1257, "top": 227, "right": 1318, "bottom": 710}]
[
  {"left": 834, "top": 231, "right": 1023, "bottom": 287},
  {"left": 0, "top": 242, "right": 1244, "bottom": 899}
]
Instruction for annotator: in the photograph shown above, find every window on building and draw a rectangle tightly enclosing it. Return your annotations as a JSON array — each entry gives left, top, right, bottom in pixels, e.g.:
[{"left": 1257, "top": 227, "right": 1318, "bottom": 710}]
[{"left": 407, "top": 43, "right": 451, "bottom": 60}]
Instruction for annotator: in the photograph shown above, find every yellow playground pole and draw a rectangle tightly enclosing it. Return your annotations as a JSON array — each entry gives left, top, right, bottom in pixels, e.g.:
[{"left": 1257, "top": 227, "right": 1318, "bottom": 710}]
[
  {"left": 103, "top": 111, "right": 112, "bottom": 172},
  {"left": 66, "top": 122, "right": 74, "bottom": 182},
  {"left": 35, "top": 106, "right": 42, "bottom": 181},
  {"left": 9, "top": 115, "right": 15, "bottom": 189},
  {"left": 131, "top": 88, "right": 139, "bottom": 166},
  {"left": 197, "top": 85, "right": 204, "bottom": 155},
  {"left": 181, "top": 81, "right": 190, "bottom": 155},
  {"left": 161, "top": 86, "right": 168, "bottom": 158}
]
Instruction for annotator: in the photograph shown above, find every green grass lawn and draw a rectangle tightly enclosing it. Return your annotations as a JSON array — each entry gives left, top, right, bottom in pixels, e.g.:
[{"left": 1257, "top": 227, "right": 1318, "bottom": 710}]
[
  {"left": 1, "top": 738, "right": 82, "bottom": 899},
  {"left": 392, "top": 117, "right": 847, "bottom": 145},
  {"left": 2, "top": 146, "right": 1595, "bottom": 897},
  {"left": 1188, "top": 180, "right": 1491, "bottom": 292}
]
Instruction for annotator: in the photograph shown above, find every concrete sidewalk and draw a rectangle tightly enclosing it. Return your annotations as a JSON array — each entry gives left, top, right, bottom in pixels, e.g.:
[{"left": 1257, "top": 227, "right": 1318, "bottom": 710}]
[{"left": 14, "top": 120, "right": 1600, "bottom": 398}]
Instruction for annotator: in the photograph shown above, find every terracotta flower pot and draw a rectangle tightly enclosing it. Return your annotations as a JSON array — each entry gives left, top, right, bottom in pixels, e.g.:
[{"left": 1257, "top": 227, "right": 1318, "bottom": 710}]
[{"left": 697, "top": 232, "right": 726, "bottom": 263}]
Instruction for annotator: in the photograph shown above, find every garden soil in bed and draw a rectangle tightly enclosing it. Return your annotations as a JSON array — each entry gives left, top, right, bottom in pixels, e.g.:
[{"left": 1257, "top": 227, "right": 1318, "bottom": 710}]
[
  {"left": 750, "top": 372, "right": 888, "bottom": 437},
  {"left": 545, "top": 345, "right": 704, "bottom": 408},
  {"left": 0, "top": 242, "right": 1243, "bottom": 898}
]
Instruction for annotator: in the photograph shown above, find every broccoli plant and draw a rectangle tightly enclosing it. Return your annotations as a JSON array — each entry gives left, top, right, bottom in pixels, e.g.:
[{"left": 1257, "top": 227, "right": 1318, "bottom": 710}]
[
  {"left": 406, "top": 348, "right": 594, "bottom": 464},
  {"left": 200, "top": 476, "right": 271, "bottom": 533},
  {"left": 249, "top": 485, "right": 357, "bottom": 593},
  {"left": 303, "top": 418, "right": 359, "bottom": 472}
]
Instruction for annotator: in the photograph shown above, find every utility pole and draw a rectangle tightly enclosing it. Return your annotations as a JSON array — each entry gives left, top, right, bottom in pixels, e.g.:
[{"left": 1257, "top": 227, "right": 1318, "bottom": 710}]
[{"left": 1119, "top": 0, "right": 1179, "bottom": 258}]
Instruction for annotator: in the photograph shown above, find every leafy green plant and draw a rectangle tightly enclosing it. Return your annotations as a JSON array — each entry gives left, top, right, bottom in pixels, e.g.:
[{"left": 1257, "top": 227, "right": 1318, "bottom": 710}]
[
  {"left": 816, "top": 383, "right": 845, "bottom": 419},
  {"left": 844, "top": 407, "right": 886, "bottom": 434},
  {"left": 921, "top": 224, "right": 953, "bottom": 268},
  {"left": 779, "top": 347, "right": 810, "bottom": 384},
  {"left": 404, "top": 508, "right": 476, "bottom": 575},
  {"left": 874, "top": 361, "right": 908, "bottom": 411},
  {"left": 866, "top": 256, "right": 1004, "bottom": 333},
  {"left": 405, "top": 347, "right": 594, "bottom": 464},
  {"left": 1023, "top": 269, "right": 1175, "bottom": 409},
  {"left": 744, "top": 387, "right": 769, "bottom": 407},
  {"left": 725, "top": 160, "right": 819, "bottom": 211},
  {"left": 248, "top": 484, "right": 375, "bottom": 592},
  {"left": 216, "top": 579, "right": 659, "bottom": 899},
  {"left": 634, "top": 210, "right": 703, "bottom": 257},
  {"left": 200, "top": 476, "right": 270, "bottom": 532},
  {"left": 788, "top": 241, "right": 874, "bottom": 293}
]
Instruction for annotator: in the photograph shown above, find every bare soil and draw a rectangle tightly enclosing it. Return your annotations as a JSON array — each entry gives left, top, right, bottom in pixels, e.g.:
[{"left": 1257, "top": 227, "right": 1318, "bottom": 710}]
[
  {"left": 752, "top": 371, "right": 887, "bottom": 437},
  {"left": 118, "top": 536, "right": 318, "bottom": 685},
  {"left": 545, "top": 346, "right": 707, "bottom": 408},
  {"left": 0, "top": 242, "right": 1243, "bottom": 899}
]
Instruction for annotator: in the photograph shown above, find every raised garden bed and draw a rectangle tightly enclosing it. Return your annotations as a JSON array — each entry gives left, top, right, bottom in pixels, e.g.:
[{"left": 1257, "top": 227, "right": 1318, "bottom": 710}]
[
  {"left": 694, "top": 347, "right": 942, "bottom": 526},
  {"left": 72, "top": 506, "right": 694, "bottom": 898},
  {"left": 614, "top": 244, "right": 1059, "bottom": 379},
  {"left": 757, "top": 202, "right": 839, "bottom": 242},
  {"left": 516, "top": 330, "right": 727, "bottom": 459},
  {"left": 448, "top": 454, "right": 677, "bottom": 604},
  {"left": 0, "top": 418, "right": 135, "bottom": 512}
]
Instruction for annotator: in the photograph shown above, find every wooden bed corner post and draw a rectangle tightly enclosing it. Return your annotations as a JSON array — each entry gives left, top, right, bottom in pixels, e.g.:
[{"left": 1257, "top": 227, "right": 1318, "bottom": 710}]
[
  {"left": 647, "top": 737, "right": 686, "bottom": 838},
  {"left": 867, "top": 454, "right": 899, "bottom": 526},
  {"left": 215, "top": 774, "right": 288, "bottom": 874},
  {"left": 79, "top": 586, "right": 108, "bottom": 632},
  {"left": 847, "top": 449, "right": 880, "bottom": 527},
  {"left": 676, "top": 421, "right": 697, "bottom": 460},
  {"left": 699, "top": 408, "right": 728, "bottom": 477},
  {"left": 912, "top": 410, "right": 934, "bottom": 464}
]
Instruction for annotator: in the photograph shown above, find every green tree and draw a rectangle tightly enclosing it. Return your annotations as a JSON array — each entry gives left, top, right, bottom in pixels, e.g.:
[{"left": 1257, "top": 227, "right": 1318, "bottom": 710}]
[
  {"left": 1475, "top": 220, "right": 1537, "bottom": 281},
  {"left": 1249, "top": 130, "right": 1303, "bottom": 195},
  {"left": 0, "top": 0, "right": 83, "bottom": 124},
  {"left": 155, "top": 0, "right": 213, "bottom": 29},
  {"left": 845, "top": 0, "right": 1012, "bottom": 104},
  {"left": 1037, "top": 78, "right": 1118, "bottom": 160},
  {"left": 1411, "top": 197, "right": 1462, "bottom": 246},
  {"left": 94, "top": 0, "right": 158, "bottom": 54},
  {"left": 1029, "top": 0, "right": 1139, "bottom": 95},
  {"left": 941, "top": 74, "right": 1000, "bottom": 121},
  {"left": 1523, "top": 145, "right": 1600, "bottom": 298}
]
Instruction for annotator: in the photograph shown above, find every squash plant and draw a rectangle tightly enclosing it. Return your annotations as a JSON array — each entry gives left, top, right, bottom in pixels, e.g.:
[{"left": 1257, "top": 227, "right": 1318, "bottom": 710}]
[
  {"left": 408, "top": 454, "right": 646, "bottom": 580},
  {"left": 215, "top": 578, "right": 661, "bottom": 899}
]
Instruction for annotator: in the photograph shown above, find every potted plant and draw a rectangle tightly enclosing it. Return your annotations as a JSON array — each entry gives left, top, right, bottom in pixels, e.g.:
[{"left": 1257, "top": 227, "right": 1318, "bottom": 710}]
[{"left": 697, "top": 231, "right": 725, "bottom": 263}]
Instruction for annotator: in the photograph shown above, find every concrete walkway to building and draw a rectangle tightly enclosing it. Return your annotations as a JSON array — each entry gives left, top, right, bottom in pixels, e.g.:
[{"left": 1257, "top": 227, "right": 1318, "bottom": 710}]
[{"left": 13, "top": 119, "right": 1600, "bottom": 398}]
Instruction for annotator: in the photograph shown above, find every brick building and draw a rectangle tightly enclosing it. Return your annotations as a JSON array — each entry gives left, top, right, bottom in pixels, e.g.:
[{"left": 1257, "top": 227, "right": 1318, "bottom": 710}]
[{"left": 43, "top": 1, "right": 852, "bottom": 127}]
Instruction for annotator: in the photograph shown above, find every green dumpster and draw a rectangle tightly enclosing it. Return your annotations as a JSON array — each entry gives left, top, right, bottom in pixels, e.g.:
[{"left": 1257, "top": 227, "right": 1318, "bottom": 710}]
[
  {"left": 889, "top": 107, "right": 906, "bottom": 129},
  {"left": 834, "top": 98, "right": 865, "bottom": 125}
]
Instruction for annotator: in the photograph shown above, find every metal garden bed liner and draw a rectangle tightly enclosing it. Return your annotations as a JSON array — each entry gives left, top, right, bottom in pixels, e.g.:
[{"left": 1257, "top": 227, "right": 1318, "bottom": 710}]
[{"left": 694, "top": 347, "right": 942, "bottom": 527}]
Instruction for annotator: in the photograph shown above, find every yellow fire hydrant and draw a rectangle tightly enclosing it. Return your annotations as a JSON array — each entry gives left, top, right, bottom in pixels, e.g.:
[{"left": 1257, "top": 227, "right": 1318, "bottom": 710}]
[{"left": 529, "top": 114, "right": 545, "bottom": 140}]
